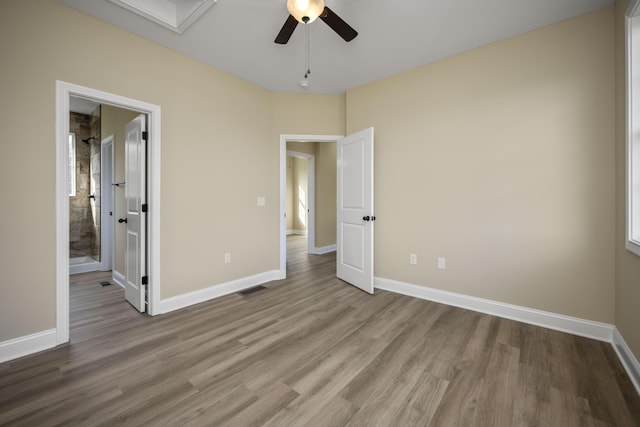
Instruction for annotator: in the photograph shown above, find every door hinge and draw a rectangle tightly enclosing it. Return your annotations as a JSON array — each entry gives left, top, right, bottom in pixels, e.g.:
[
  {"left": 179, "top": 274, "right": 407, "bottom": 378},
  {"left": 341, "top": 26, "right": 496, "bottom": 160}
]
[
  {"left": 142, "top": 131, "right": 148, "bottom": 141},
  {"left": 142, "top": 203, "right": 148, "bottom": 213},
  {"left": 142, "top": 276, "right": 149, "bottom": 286}
]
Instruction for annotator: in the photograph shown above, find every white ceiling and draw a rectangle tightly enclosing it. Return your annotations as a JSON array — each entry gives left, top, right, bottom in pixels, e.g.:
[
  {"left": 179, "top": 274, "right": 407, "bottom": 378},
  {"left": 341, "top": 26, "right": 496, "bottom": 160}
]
[
  {"left": 69, "top": 96, "right": 101, "bottom": 114},
  {"left": 57, "top": 0, "right": 613, "bottom": 94}
]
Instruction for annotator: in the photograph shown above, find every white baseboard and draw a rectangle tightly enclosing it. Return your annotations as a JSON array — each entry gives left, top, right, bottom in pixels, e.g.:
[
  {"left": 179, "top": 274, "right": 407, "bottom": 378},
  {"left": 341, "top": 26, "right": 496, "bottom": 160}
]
[
  {"left": 112, "top": 270, "right": 125, "bottom": 288},
  {"left": 286, "top": 229, "right": 308, "bottom": 236},
  {"left": 69, "top": 261, "right": 101, "bottom": 275},
  {"left": 374, "top": 277, "right": 614, "bottom": 342},
  {"left": 159, "top": 270, "right": 282, "bottom": 314},
  {"left": 310, "top": 244, "right": 336, "bottom": 255},
  {"left": 2, "top": 275, "right": 638, "bottom": 396},
  {"left": 0, "top": 329, "right": 57, "bottom": 364},
  {"left": 612, "top": 328, "right": 640, "bottom": 397}
]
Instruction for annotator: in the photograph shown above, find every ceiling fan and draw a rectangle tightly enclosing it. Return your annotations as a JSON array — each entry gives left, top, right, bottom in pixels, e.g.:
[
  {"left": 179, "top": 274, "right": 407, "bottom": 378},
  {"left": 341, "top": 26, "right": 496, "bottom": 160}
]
[{"left": 275, "top": 0, "right": 358, "bottom": 44}]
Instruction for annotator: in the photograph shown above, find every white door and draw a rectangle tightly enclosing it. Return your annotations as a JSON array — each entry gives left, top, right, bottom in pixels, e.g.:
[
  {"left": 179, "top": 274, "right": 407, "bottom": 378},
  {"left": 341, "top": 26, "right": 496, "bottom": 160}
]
[
  {"left": 337, "top": 127, "right": 374, "bottom": 293},
  {"left": 124, "top": 115, "right": 147, "bottom": 312}
]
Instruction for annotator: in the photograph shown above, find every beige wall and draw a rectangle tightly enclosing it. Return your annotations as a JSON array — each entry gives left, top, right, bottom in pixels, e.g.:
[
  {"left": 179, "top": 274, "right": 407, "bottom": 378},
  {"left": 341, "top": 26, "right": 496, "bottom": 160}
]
[
  {"left": 615, "top": 0, "right": 640, "bottom": 360},
  {"left": 313, "top": 142, "right": 337, "bottom": 248},
  {"left": 0, "top": 0, "right": 626, "bottom": 356},
  {"left": 272, "top": 93, "right": 346, "bottom": 137},
  {"left": 287, "top": 141, "right": 317, "bottom": 156},
  {"left": 346, "top": 7, "right": 616, "bottom": 323},
  {"left": 0, "top": 1, "right": 347, "bottom": 343},
  {"left": 0, "top": 0, "right": 274, "bottom": 340},
  {"left": 272, "top": 93, "right": 346, "bottom": 251},
  {"left": 101, "top": 105, "right": 140, "bottom": 277}
]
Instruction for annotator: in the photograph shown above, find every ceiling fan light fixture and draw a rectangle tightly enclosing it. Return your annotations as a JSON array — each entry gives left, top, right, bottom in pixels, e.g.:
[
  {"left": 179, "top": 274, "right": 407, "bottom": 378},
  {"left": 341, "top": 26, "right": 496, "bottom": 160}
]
[{"left": 287, "top": 0, "right": 325, "bottom": 24}]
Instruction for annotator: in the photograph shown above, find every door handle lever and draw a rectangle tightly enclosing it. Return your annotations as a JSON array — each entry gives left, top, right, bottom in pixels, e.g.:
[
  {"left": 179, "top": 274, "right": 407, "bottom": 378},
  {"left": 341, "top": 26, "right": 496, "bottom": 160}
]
[{"left": 118, "top": 218, "right": 128, "bottom": 224}]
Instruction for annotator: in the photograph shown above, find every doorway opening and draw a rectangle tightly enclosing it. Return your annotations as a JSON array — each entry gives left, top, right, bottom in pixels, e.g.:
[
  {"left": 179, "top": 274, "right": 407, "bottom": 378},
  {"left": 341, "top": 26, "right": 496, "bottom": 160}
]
[
  {"left": 56, "top": 81, "right": 162, "bottom": 345},
  {"left": 279, "top": 129, "right": 376, "bottom": 292},
  {"left": 286, "top": 150, "right": 314, "bottom": 254},
  {"left": 67, "top": 101, "right": 138, "bottom": 278},
  {"left": 279, "top": 134, "right": 341, "bottom": 277}
]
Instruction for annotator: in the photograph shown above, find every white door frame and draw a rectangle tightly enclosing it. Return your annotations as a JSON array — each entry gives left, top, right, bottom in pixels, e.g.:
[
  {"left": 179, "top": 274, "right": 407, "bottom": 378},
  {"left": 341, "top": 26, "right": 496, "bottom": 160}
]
[
  {"left": 56, "top": 81, "right": 162, "bottom": 345},
  {"left": 287, "top": 150, "right": 315, "bottom": 254},
  {"left": 279, "top": 134, "right": 342, "bottom": 277},
  {"left": 100, "top": 135, "right": 114, "bottom": 273}
]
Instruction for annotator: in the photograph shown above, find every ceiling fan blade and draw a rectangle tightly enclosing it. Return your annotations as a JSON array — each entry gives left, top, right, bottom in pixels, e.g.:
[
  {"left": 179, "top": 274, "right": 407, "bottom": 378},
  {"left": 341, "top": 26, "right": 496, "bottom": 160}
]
[
  {"left": 275, "top": 14, "right": 298, "bottom": 44},
  {"left": 320, "top": 7, "right": 358, "bottom": 42}
]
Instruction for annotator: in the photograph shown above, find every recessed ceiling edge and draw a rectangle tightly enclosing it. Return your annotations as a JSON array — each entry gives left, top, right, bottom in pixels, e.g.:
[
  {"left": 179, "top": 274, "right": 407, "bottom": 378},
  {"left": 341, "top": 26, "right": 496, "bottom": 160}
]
[{"left": 107, "top": 0, "right": 217, "bottom": 34}]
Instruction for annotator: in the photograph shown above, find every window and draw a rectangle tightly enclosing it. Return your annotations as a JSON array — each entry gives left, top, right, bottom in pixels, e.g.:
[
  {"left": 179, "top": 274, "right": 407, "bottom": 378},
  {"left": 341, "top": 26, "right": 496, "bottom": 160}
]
[
  {"left": 68, "top": 133, "right": 76, "bottom": 197},
  {"left": 627, "top": 1, "right": 640, "bottom": 255}
]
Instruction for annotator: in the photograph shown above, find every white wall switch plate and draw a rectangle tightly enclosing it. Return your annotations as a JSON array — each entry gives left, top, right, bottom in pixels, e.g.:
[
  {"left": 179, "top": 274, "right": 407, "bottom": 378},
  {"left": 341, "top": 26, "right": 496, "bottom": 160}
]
[{"left": 437, "top": 257, "right": 446, "bottom": 269}]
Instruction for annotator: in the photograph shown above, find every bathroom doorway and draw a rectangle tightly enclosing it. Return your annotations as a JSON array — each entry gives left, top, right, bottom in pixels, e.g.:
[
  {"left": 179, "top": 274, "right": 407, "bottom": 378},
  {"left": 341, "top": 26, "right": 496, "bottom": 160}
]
[
  {"left": 57, "top": 80, "right": 162, "bottom": 344},
  {"left": 67, "top": 99, "right": 140, "bottom": 281}
]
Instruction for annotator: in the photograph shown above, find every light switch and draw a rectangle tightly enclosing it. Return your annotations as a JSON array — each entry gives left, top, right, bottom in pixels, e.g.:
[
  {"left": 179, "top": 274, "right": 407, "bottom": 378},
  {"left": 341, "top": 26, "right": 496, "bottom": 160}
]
[{"left": 257, "top": 197, "right": 265, "bottom": 206}]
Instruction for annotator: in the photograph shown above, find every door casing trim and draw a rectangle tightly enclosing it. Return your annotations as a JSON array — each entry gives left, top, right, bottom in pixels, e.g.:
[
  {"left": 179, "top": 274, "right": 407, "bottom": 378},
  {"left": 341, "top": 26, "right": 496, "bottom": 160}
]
[
  {"left": 56, "top": 81, "right": 162, "bottom": 345},
  {"left": 100, "top": 135, "right": 114, "bottom": 273}
]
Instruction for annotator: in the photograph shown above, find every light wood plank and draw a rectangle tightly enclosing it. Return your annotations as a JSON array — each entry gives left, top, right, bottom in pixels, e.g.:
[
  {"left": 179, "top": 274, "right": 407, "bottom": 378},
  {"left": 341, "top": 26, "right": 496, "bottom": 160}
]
[{"left": 0, "top": 235, "right": 638, "bottom": 426}]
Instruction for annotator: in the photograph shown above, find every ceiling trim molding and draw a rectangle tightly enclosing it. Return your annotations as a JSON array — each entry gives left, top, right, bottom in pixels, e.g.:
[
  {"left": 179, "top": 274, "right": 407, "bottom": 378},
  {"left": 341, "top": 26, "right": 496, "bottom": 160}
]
[{"left": 108, "top": 0, "right": 217, "bottom": 33}]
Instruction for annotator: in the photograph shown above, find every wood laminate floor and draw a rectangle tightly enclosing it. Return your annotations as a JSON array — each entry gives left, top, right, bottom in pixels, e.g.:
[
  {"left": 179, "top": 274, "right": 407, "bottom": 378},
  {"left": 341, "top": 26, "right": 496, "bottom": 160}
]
[{"left": 1, "top": 235, "right": 639, "bottom": 426}]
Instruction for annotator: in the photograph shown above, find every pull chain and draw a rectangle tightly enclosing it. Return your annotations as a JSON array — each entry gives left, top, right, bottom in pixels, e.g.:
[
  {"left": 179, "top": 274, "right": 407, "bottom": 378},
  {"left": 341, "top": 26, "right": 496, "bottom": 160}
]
[{"left": 303, "top": 18, "right": 311, "bottom": 79}]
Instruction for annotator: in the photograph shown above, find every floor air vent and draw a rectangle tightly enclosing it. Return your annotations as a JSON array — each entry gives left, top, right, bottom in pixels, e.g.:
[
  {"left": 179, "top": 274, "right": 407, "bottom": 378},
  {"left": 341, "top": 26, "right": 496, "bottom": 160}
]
[
  {"left": 100, "top": 281, "right": 112, "bottom": 287},
  {"left": 239, "top": 285, "right": 267, "bottom": 296}
]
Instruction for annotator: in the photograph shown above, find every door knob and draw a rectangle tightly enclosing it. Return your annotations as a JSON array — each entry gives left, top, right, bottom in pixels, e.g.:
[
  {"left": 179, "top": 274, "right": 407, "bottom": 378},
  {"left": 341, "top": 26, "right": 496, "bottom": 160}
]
[
  {"left": 363, "top": 216, "right": 370, "bottom": 221},
  {"left": 118, "top": 218, "right": 128, "bottom": 224}
]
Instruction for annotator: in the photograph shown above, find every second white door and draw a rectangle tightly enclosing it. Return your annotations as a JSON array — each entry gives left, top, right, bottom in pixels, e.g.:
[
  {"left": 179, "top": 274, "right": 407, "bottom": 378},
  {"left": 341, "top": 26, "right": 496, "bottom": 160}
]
[{"left": 124, "top": 114, "right": 147, "bottom": 312}]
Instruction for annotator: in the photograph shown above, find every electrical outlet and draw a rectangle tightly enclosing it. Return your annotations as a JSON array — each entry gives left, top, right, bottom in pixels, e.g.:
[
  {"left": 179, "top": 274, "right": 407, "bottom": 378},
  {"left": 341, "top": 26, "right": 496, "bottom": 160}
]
[
  {"left": 224, "top": 253, "right": 231, "bottom": 264},
  {"left": 437, "top": 257, "right": 446, "bottom": 270},
  {"left": 409, "top": 254, "right": 417, "bottom": 265}
]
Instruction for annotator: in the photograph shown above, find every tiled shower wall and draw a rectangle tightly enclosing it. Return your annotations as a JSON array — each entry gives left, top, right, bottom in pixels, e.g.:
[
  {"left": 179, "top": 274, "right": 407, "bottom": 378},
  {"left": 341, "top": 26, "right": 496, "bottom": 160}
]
[{"left": 69, "top": 107, "right": 100, "bottom": 260}]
